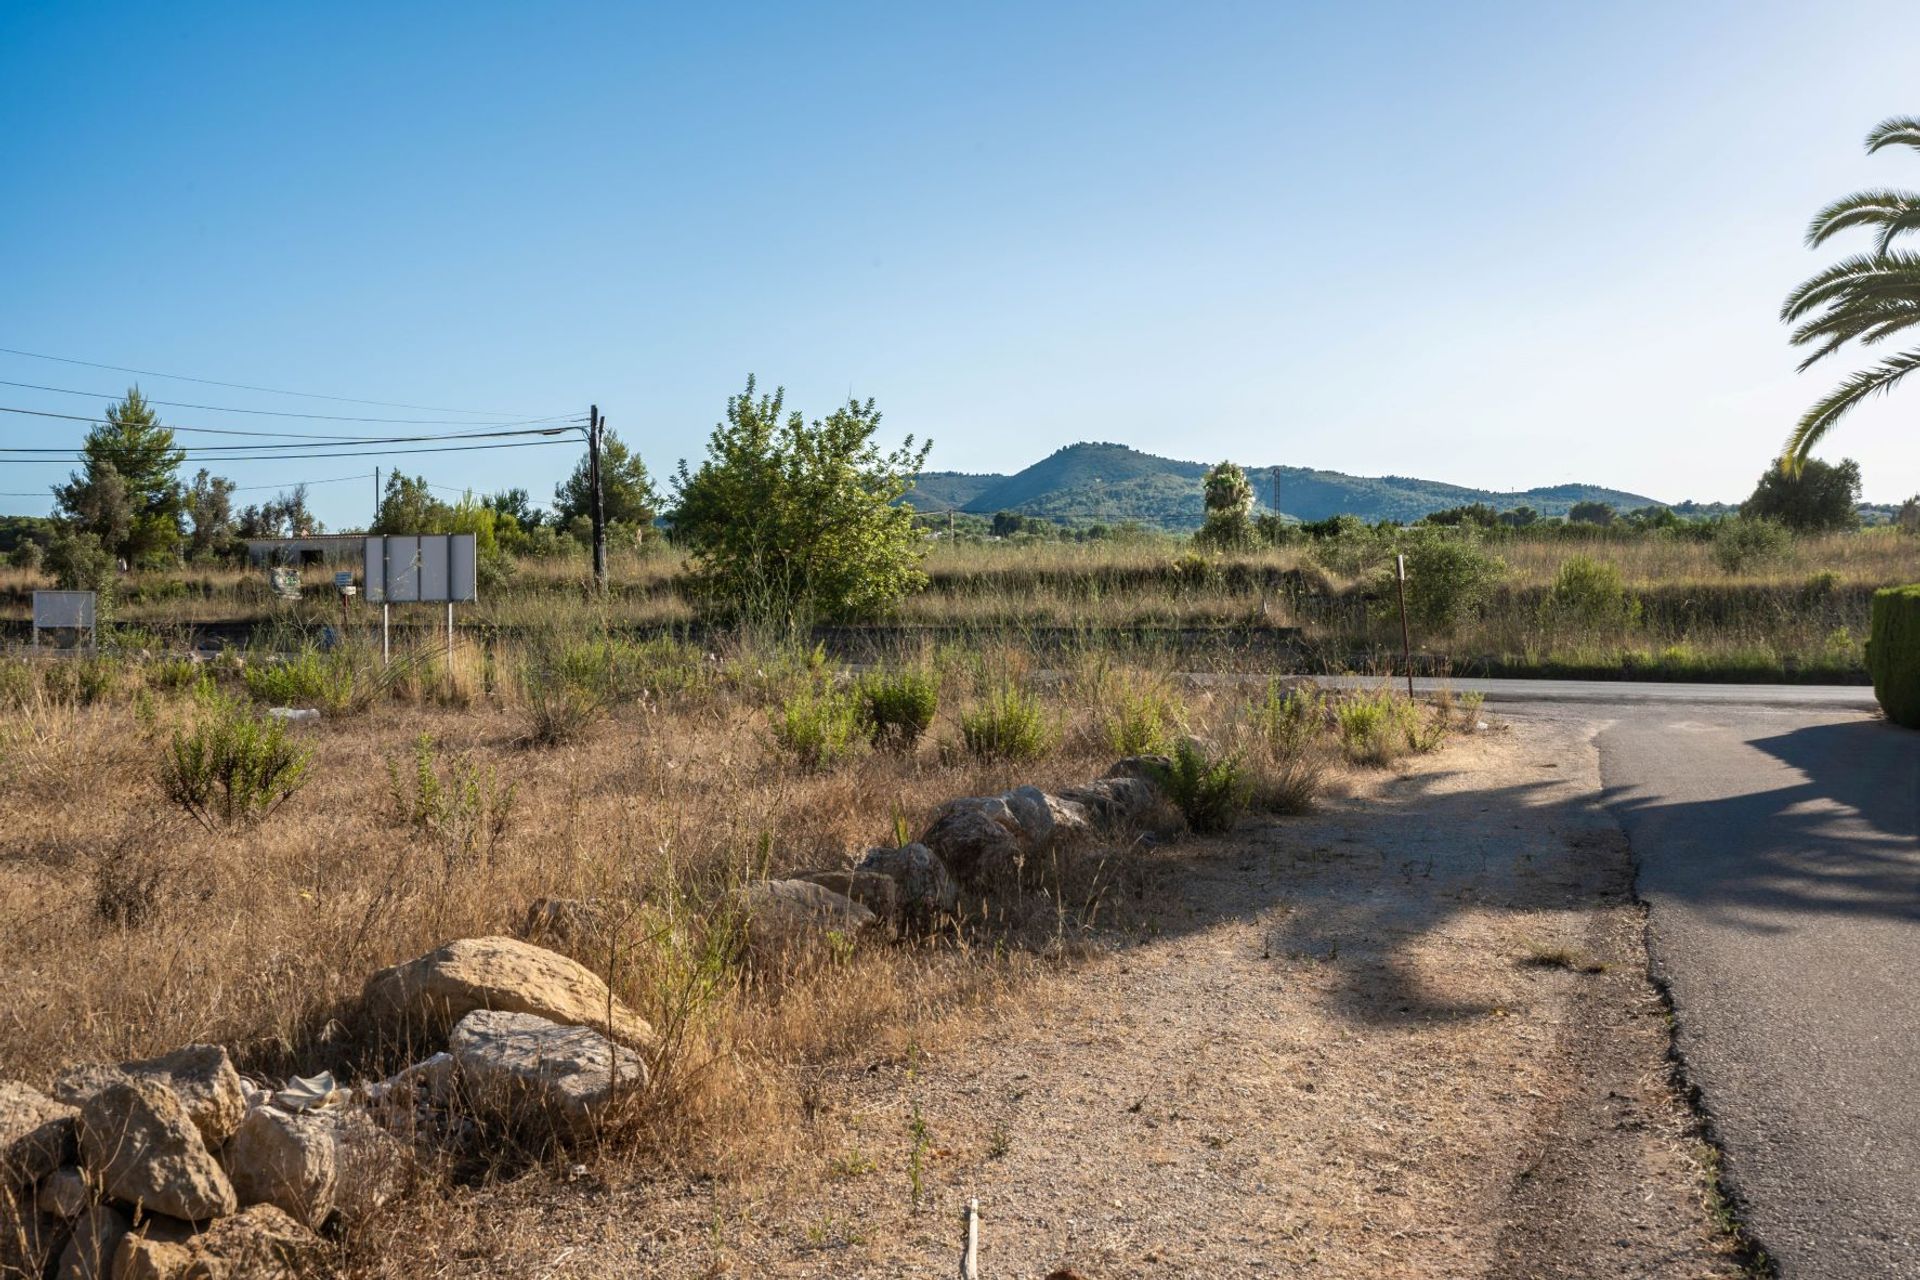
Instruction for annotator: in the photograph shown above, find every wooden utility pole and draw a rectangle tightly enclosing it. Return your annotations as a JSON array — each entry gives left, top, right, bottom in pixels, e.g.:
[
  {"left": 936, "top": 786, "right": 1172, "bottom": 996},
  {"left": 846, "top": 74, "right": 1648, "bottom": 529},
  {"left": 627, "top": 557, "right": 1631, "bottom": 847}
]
[
  {"left": 374, "top": 467, "right": 381, "bottom": 526},
  {"left": 588, "top": 405, "right": 608, "bottom": 591},
  {"left": 1396, "top": 553, "right": 1415, "bottom": 699}
]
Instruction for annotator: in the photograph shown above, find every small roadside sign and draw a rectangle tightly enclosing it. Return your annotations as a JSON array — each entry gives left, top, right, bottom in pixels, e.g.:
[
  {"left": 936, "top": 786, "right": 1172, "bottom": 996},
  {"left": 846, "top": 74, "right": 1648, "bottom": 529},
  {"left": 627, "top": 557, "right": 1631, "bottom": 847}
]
[{"left": 335, "top": 571, "right": 355, "bottom": 590}]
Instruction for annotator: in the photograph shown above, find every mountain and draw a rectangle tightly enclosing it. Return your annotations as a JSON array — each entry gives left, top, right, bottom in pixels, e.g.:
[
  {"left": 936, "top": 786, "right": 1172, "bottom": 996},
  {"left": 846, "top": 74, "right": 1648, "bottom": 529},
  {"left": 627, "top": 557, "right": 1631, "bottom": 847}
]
[{"left": 905, "top": 442, "right": 1662, "bottom": 529}]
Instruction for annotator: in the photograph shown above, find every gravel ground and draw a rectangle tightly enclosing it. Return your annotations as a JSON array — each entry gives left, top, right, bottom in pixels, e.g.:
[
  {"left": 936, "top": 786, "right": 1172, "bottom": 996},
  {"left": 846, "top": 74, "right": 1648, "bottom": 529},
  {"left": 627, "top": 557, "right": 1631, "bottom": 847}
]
[{"left": 370, "top": 721, "right": 1745, "bottom": 1278}]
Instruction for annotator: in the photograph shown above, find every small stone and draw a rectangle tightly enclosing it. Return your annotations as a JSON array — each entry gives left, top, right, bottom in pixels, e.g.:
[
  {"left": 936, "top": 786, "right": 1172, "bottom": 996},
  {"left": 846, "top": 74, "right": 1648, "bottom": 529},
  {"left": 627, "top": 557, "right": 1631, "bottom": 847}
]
[
  {"left": 77, "top": 1079, "right": 236, "bottom": 1223},
  {"left": 449, "top": 1010, "right": 646, "bottom": 1144},
  {"left": 920, "top": 796, "right": 1028, "bottom": 883},
  {"left": 54, "top": 1201, "right": 128, "bottom": 1280},
  {"left": 36, "top": 1167, "right": 90, "bottom": 1219},
  {"left": 0, "top": 1080, "right": 77, "bottom": 1187}
]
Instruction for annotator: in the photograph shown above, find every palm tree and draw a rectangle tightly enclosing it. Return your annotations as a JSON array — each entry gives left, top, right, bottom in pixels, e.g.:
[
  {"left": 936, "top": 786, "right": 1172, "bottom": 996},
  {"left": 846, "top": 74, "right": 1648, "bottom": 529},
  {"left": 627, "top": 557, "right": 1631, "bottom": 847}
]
[{"left": 1780, "top": 116, "right": 1920, "bottom": 472}]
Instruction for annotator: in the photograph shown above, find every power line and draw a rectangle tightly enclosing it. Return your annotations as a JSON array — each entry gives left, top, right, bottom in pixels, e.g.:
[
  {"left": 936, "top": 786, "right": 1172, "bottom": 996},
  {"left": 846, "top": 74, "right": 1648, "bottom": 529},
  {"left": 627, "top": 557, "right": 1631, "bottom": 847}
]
[
  {"left": 0, "top": 438, "right": 577, "bottom": 464},
  {"left": 230, "top": 473, "right": 375, "bottom": 493},
  {"left": 0, "top": 377, "right": 580, "bottom": 426},
  {"left": 0, "top": 345, "right": 549, "bottom": 417},
  {"left": 0, "top": 405, "right": 580, "bottom": 446}
]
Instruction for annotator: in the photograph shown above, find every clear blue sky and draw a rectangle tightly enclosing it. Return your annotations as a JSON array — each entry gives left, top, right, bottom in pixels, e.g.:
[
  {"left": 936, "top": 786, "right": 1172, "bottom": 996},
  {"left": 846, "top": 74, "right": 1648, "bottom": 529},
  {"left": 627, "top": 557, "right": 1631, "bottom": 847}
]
[{"left": 3, "top": 0, "right": 1916, "bottom": 526}]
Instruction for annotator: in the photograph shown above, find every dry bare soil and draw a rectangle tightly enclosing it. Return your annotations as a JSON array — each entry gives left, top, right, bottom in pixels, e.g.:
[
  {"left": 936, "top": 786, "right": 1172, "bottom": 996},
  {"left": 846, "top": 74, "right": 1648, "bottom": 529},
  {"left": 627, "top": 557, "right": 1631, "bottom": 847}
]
[{"left": 369, "top": 722, "right": 1743, "bottom": 1279}]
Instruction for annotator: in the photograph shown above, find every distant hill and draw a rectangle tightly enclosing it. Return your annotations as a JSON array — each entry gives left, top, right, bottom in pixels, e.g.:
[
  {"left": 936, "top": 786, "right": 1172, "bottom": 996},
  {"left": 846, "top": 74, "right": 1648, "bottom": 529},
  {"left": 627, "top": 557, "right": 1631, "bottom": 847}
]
[{"left": 905, "top": 442, "right": 1662, "bottom": 529}]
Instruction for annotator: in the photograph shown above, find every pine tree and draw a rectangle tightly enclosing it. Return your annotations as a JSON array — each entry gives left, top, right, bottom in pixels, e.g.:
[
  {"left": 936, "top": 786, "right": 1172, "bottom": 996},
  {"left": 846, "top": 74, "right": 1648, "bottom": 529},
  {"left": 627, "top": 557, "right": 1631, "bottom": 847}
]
[{"left": 52, "top": 387, "right": 186, "bottom": 565}]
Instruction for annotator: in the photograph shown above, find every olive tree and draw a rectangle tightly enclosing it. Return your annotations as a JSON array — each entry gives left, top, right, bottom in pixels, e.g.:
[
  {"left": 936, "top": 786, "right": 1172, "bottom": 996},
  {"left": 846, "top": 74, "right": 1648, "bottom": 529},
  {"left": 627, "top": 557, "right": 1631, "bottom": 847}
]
[{"left": 669, "top": 377, "right": 931, "bottom": 623}]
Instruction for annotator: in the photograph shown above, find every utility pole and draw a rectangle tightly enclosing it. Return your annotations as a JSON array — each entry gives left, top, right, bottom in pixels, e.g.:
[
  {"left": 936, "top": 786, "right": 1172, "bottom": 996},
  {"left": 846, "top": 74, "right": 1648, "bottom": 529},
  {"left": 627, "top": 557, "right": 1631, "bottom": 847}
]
[
  {"left": 374, "top": 467, "right": 381, "bottom": 527},
  {"left": 588, "top": 405, "right": 608, "bottom": 591},
  {"left": 1270, "top": 466, "right": 1280, "bottom": 521}
]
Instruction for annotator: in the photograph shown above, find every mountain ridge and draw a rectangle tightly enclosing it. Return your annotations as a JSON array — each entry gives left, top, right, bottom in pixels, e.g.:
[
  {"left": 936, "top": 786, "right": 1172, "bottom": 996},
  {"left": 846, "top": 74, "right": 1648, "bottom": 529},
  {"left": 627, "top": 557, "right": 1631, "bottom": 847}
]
[{"left": 906, "top": 442, "right": 1662, "bottom": 528}]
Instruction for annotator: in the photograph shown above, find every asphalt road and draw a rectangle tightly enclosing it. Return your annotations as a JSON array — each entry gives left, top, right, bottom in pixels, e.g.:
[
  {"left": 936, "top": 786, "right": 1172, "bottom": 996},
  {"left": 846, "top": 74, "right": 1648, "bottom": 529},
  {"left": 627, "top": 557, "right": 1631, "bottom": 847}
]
[{"left": 1480, "top": 681, "right": 1918, "bottom": 1278}]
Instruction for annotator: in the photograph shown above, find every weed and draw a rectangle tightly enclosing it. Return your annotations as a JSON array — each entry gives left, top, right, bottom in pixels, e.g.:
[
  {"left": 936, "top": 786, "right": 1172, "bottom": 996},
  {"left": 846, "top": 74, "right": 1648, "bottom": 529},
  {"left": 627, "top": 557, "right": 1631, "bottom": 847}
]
[
  {"left": 774, "top": 684, "right": 868, "bottom": 767},
  {"left": 386, "top": 733, "right": 517, "bottom": 869},
  {"left": 244, "top": 646, "right": 365, "bottom": 716},
  {"left": 1160, "top": 738, "right": 1250, "bottom": 834},
  {"left": 1335, "top": 688, "right": 1439, "bottom": 766},
  {"left": 861, "top": 667, "right": 939, "bottom": 750},
  {"left": 1104, "top": 685, "right": 1179, "bottom": 757}
]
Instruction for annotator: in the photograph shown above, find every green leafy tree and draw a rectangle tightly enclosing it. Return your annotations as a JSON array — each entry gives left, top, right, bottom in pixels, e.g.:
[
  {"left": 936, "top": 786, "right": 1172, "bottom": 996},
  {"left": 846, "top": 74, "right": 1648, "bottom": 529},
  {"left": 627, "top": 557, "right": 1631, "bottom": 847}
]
[
  {"left": 486, "top": 487, "right": 546, "bottom": 529},
  {"left": 1567, "top": 500, "right": 1617, "bottom": 526},
  {"left": 185, "top": 469, "right": 239, "bottom": 561},
  {"left": 53, "top": 388, "right": 185, "bottom": 565},
  {"left": 372, "top": 473, "right": 451, "bottom": 534},
  {"left": 1781, "top": 116, "right": 1920, "bottom": 471},
  {"left": 1742, "top": 456, "right": 1862, "bottom": 532},
  {"left": 669, "top": 376, "right": 931, "bottom": 623},
  {"left": 555, "top": 430, "right": 659, "bottom": 532}
]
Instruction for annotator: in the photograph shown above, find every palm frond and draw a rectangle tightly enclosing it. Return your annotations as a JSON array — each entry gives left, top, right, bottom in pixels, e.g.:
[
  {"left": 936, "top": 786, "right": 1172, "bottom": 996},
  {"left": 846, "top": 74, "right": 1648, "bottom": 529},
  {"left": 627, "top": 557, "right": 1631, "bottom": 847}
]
[
  {"left": 1865, "top": 116, "right": 1920, "bottom": 155},
  {"left": 1781, "top": 250, "right": 1920, "bottom": 322},
  {"left": 1878, "top": 207, "right": 1920, "bottom": 256},
  {"left": 1782, "top": 346, "right": 1920, "bottom": 472},
  {"left": 1790, "top": 301, "right": 1920, "bottom": 370},
  {"left": 1804, "top": 188, "right": 1920, "bottom": 248}
]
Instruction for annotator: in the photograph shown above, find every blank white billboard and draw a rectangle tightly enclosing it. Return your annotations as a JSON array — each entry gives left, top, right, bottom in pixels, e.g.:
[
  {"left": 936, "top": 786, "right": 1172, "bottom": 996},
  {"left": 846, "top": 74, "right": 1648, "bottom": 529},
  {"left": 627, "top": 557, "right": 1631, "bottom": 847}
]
[{"left": 364, "top": 534, "right": 477, "bottom": 603}]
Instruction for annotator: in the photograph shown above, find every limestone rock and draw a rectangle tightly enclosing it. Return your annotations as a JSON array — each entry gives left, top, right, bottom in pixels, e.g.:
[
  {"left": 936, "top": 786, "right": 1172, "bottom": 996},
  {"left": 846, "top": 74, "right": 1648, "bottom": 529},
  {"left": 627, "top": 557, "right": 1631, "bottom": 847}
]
[
  {"left": 54, "top": 1201, "right": 127, "bottom": 1280},
  {"left": 1058, "top": 775, "right": 1161, "bottom": 826},
  {"left": 1001, "top": 785, "right": 1090, "bottom": 846},
  {"left": 36, "top": 1167, "right": 90, "bottom": 1219},
  {"left": 736, "top": 880, "right": 880, "bottom": 959},
  {"left": 854, "top": 843, "right": 959, "bottom": 921},
  {"left": 449, "top": 1010, "right": 646, "bottom": 1144},
  {"left": 110, "top": 1235, "right": 196, "bottom": 1280},
  {"left": 186, "top": 1203, "right": 321, "bottom": 1278},
  {"left": 919, "top": 796, "right": 1027, "bottom": 882},
  {"left": 792, "top": 870, "right": 903, "bottom": 923},
  {"left": 363, "top": 935, "right": 653, "bottom": 1050},
  {"left": 328, "top": 1107, "right": 406, "bottom": 1225},
  {"left": 54, "top": 1046, "right": 247, "bottom": 1150},
  {"left": 76, "top": 1079, "right": 236, "bottom": 1223},
  {"left": 0, "top": 1080, "right": 77, "bottom": 1186},
  {"left": 223, "top": 1108, "right": 332, "bottom": 1231}
]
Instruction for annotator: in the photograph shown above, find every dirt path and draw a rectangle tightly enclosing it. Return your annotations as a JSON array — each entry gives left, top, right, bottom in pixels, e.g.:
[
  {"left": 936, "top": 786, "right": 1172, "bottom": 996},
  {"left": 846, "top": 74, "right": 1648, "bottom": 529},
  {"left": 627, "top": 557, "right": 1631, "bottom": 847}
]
[{"left": 382, "top": 721, "right": 1743, "bottom": 1278}]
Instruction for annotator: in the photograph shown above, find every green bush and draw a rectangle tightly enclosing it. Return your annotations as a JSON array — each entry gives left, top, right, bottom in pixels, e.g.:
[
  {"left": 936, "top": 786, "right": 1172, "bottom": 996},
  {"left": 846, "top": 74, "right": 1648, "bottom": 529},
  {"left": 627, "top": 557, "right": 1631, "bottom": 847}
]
[
  {"left": 960, "top": 685, "right": 1053, "bottom": 761},
  {"left": 160, "top": 696, "right": 313, "bottom": 831},
  {"left": 1335, "top": 688, "right": 1437, "bottom": 765},
  {"left": 861, "top": 668, "right": 939, "bottom": 750},
  {"left": 1541, "top": 556, "right": 1640, "bottom": 631},
  {"left": 1248, "top": 681, "right": 1323, "bottom": 755},
  {"left": 1711, "top": 517, "right": 1793, "bottom": 574},
  {"left": 774, "top": 684, "right": 869, "bottom": 767},
  {"left": 1160, "top": 738, "right": 1250, "bottom": 834},
  {"left": 1104, "top": 686, "right": 1179, "bottom": 757},
  {"left": 1867, "top": 585, "right": 1920, "bottom": 728},
  {"left": 1378, "top": 533, "right": 1506, "bottom": 631}
]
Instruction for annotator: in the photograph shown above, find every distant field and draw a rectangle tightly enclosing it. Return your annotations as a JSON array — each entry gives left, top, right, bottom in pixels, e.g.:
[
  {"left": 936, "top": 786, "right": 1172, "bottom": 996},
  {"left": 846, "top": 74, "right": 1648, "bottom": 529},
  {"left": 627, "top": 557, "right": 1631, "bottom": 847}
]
[{"left": 1, "top": 528, "right": 1914, "bottom": 680}]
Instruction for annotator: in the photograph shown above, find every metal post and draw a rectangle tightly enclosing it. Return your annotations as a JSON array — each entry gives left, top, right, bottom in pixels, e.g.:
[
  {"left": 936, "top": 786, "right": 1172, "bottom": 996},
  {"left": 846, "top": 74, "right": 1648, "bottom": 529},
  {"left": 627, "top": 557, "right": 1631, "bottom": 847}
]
[
  {"left": 588, "top": 404, "right": 607, "bottom": 591},
  {"left": 1396, "top": 553, "right": 1414, "bottom": 700},
  {"left": 446, "top": 599, "right": 454, "bottom": 668},
  {"left": 374, "top": 466, "right": 381, "bottom": 527},
  {"left": 382, "top": 603, "right": 390, "bottom": 666}
]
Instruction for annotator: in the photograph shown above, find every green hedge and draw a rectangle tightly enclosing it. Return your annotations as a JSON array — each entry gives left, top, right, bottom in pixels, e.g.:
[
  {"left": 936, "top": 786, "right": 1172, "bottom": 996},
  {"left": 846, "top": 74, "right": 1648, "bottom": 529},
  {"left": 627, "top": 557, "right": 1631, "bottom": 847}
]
[{"left": 1867, "top": 585, "right": 1920, "bottom": 727}]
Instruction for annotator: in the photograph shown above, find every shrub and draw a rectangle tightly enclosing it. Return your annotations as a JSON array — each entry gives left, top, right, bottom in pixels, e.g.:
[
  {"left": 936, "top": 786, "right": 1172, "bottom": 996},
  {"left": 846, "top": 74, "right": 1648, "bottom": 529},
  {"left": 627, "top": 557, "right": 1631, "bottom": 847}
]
[
  {"left": 960, "top": 685, "right": 1053, "bottom": 761},
  {"left": 1245, "top": 683, "right": 1328, "bottom": 813},
  {"left": 1335, "top": 688, "right": 1439, "bottom": 766},
  {"left": 1540, "top": 556, "right": 1640, "bottom": 631},
  {"left": 1159, "top": 738, "right": 1250, "bottom": 834},
  {"left": 1711, "top": 517, "right": 1793, "bottom": 574},
  {"left": 159, "top": 696, "right": 313, "bottom": 831},
  {"left": 387, "top": 733, "right": 516, "bottom": 868},
  {"left": 521, "top": 676, "right": 602, "bottom": 746},
  {"left": 8, "top": 540, "right": 42, "bottom": 572},
  {"left": 1104, "top": 686, "right": 1179, "bottom": 757},
  {"left": 1380, "top": 533, "right": 1506, "bottom": 631},
  {"left": 861, "top": 668, "right": 939, "bottom": 750},
  {"left": 244, "top": 647, "right": 362, "bottom": 715},
  {"left": 774, "top": 684, "right": 868, "bottom": 767},
  {"left": 1248, "top": 681, "right": 1322, "bottom": 755},
  {"left": 1867, "top": 585, "right": 1920, "bottom": 728}
]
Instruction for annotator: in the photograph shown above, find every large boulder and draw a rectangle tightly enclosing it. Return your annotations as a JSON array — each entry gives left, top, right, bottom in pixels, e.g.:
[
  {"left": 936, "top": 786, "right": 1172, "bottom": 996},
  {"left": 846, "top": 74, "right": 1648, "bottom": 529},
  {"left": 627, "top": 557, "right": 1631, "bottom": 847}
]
[
  {"left": 53, "top": 1202, "right": 126, "bottom": 1280},
  {"left": 449, "top": 1010, "right": 646, "bottom": 1145},
  {"left": 54, "top": 1045, "right": 248, "bottom": 1150},
  {"left": 363, "top": 936, "right": 653, "bottom": 1050},
  {"left": 735, "top": 880, "right": 881, "bottom": 960},
  {"left": 1001, "top": 785, "right": 1089, "bottom": 846},
  {"left": 75, "top": 1079, "right": 235, "bottom": 1223},
  {"left": 1, "top": 1081, "right": 77, "bottom": 1186},
  {"left": 853, "top": 843, "right": 959, "bottom": 922}
]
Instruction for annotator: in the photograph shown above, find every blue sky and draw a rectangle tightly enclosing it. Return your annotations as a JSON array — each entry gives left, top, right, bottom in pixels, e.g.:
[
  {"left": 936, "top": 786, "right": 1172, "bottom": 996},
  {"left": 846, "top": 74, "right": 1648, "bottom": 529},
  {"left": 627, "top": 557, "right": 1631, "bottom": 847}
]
[{"left": 2, "top": 0, "right": 1916, "bottom": 525}]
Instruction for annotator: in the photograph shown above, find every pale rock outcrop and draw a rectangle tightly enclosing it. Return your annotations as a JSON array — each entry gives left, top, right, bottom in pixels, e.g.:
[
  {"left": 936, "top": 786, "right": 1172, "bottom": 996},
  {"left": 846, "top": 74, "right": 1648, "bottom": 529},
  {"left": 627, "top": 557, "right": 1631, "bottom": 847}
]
[
  {"left": 76, "top": 1079, "right": 236, "bottom": 1222},
  {"left": 448, "top": 1010, "right": 646, "bottom": 1144},
  {"left": 363, "top": 935, "right": 654, "bottom": 1049}
]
